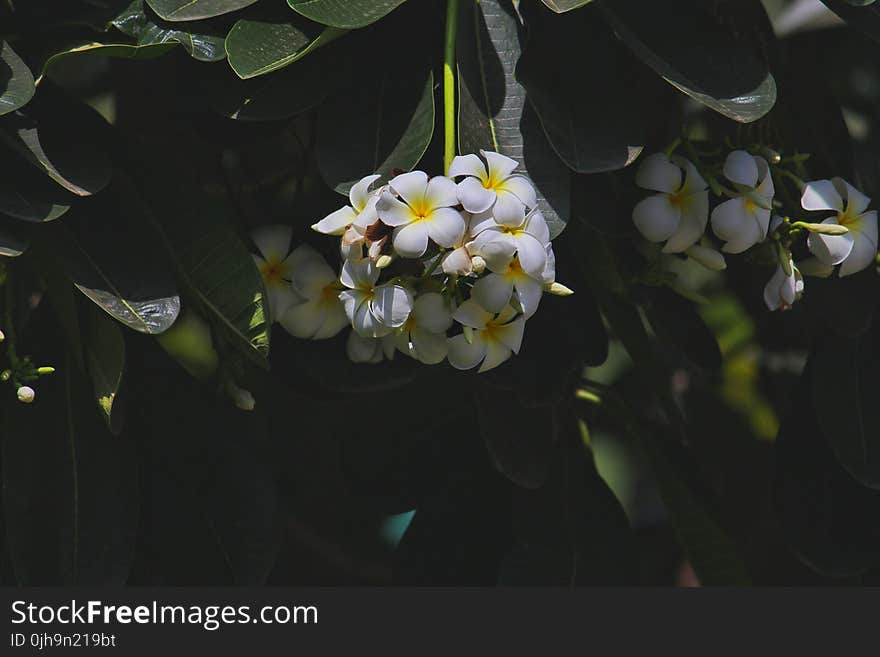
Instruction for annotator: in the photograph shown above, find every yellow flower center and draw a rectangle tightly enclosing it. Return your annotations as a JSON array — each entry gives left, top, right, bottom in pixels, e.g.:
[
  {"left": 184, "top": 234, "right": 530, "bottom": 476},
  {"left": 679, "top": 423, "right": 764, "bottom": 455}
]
[
  {"left": 259, "top": 258, "right": 288, "bottom": 287},
  {"left": 839, "top": 203, "right": 860, "bottom": 228},
  {"left": 668, "top": 191, "right": 689, "bottom": 209},
  {"left": 320, "top": 285, "right": 338, "bottom": 303},
  {"left": 743, "top": 197, "right": 758, "bottom": 214}
]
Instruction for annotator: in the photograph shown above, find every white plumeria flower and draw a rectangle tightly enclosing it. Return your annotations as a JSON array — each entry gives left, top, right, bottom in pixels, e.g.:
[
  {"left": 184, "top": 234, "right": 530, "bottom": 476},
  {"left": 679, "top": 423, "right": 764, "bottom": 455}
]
[
  {"left": 468, "top": 207, "right": 550, "bottom": 278},
  {"left": 448, "top": 151, "right": 537, "bottom": 225},
  {"left": 471, "top": 255, "right": 544, "bottom": 318},
  {"left": 279, "top": 245, "right": 348, "bottom": 340},
  {"left": 375, "top": 171, "right": 465, "bottom": 258},
  {"left": 394, "top": 292, "right": 453, "bottom": 364},
  {"left": 447, "top": 301, "right": 525, "bottom": 373},
  {"left": 710, "top": 150, "right": 775, "bottom": 253},
  {"left": 346, "top": 331, "right": 396, "bottom": 364},
  {"left": 763, "top": 257, "right": 804, "bottom": 311},
  {"left": 312, "top": 174, "right": 382, "bottom": 257},
  {"left": 16, "top": 385, "right": 35, "bottom": 403},
  {"left": 251, "top": 225, "right": 301, "bottom": 320},
  {"left": 440, "top": 212, "right": 476, "bottom": 276},
  {"left": 338, "top": 258, "right": 412, "bottom": 337},
  {"left": 632, "top": 153, "right": 709, "bottom": 253},
  {"left": 801, "top": 177, "right": 878, "bottom": 277}
]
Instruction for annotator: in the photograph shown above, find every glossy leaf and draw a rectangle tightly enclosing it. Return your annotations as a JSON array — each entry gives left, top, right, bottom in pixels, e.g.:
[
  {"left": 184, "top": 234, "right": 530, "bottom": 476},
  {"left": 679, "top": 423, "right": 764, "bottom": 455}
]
[
  {"left": 0, "top": 219, "right": 28, "bottom": 257},
  {"left": 600, "top": 0, "right": 777, "bottom": 123},
  {"left": 643, "top": 287, "right": 722, "bottom": 372},
  {"left": 113, "top": 0, "right": 229, "bottom": 62},
  {"left": 146, "top": 0, "right": 257, "bottom": 21},
  {"left": 225, "top": 18, "right": 345, "bottom": 79},
  {"left": 540, "top": 0, "right": 594, "bottom": 11},
  {"left": 518, "top": 5, "right": 670, "bottom": 173},
  {"left": 458, "top": 0, "right": 570, "bottom": 237},
  {"left": 83, "top": 302, "right": 127, "bottom": 436},
  {"left": 287, "top": 0, "right": 408, "bottom": 28},
  {"left": 39, "top": 42, "right": 176, "bottom": 82},
  {"left": 821, "top": 0, "right": 880, "bottom": 41},
  {"left": 0, "top": 41, "right": 35, "bottom": 116},
  {"left": 0, "top": 142, "right": 72, "bottom": 223},
  {"left": 317, "top": 31, "right": 434, "bottom": 194}
]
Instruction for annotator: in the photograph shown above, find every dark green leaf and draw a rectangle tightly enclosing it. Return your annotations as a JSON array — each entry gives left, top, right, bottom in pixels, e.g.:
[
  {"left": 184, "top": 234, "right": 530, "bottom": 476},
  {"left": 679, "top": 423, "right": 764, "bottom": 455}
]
[
  {"left": 458, "top": 0, "right": 570, "bottom": 237},
  {"left": 0, "top": 84, "right": 112, "bottom": 197},
  {"left": 809, "top": 326, "right": 880, "bottom": 489},
  {"left": 540, "top": 0, "right": 594, "bottom": 11},
  {"left": 0, "top": 219, "right": 28, "bottom": 256},
  {"left": 775, "top": 360, "right": 880, "bottom": 577},
  {"left": 83, "top": 302, "right": 127, "bottom": 435},
  {"left": 0, "top": 41, "right": 35, "bottom": 116},
  {"left": 287, "top": 0, "right": 408, "bottom": 28},
  {"left": 39, "top": 42, "right": 176, "bottom": 81},
  {"left": 600, "top": 0, "right": 777, "bottom": 122},
  {"left": 225, "top": 17, "right": 345, "bottom": 79},
  {"left": 0, "top": 141, "right": 72, "bottom": 223},
  {"left": 317, "top": 36, "right": 434, "bottom": 194},
  {"left": 820, "top": 0, "right": 880, "bottom": 43},
  {"left": 518, "top": 5, "right": 670, "bottom": 173},
  {"left": 146, "top": 0, "right": 257, "bottom": 21},
  {"left": 642, "top": 287, "right": 722, "bottom": 371},
  {"left": 113, "top": 0, "right": 229, "bottom": 62}
]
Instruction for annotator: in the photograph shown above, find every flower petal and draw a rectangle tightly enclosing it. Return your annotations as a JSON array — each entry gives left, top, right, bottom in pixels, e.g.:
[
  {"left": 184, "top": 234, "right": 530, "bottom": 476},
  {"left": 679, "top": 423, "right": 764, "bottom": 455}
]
[
  {"left": 347, "top": 331, "right": 381, "bottom": 363},
  {"left": 833, "top": 177, "right": 871, "bottom": 215},
  {"left": 313, "top": 301, "right": 348, "bottom": 339},
  {"left": 501, "top": 175, "right": 537, "bottom": 208},
  {"left": 340, "top": 257, "right": 378, "bottom": 289},
  {"left": 483, "top": 150, "right": 519, "bottom": 182},
  {"left": 312, "top": 205, "right": 357, "bottom": 235},
  {"left": 425, "top": 175, "right": 459, "bottom": 210},
  {"left": 426, "top": 207, "right": 466, "bottom": 248},
  {"left": 513, "top": 233, "right": 548, "bottom": 278},
  {"left": 514, "top": 277, "right": 543, "bottom": 317},
  {"left": 523, "top": 208, "right": 550, "bottom": 244},
  {"left": 413, "top": 292, "right": 452, "bottom": 333},
  {"left": 371, "top": 284, "right": 413, "bottom": 328},
  {"left": 839, "top": 211, "right": 878, "bottom": 276},
  {"left": 472, "top": 273, "right": 514, "bottom": 313},
  {"left": 453, "top": 299, "right": 492, "bottom": 329},
  {"left": 478, "top": 340, "right": 512, "bottom": 373},
  {"left": 349, "top": 174, "right": 381, "bottom": 212},
  {"left": 267, "top": 285, "right": 298, "bottom": 320},
  {"left": 376, "top": 191, "right": 416, "bottom": 227},
  {"left": 662, "top": 191, "right": 708, "bottom": 253},
  {"left": 468, "top": 209, "right": 497, "bottom": 237},
  {"left": 675, "top": 157, "right": 708, "bottom": 194},
  {"left": 447, "top": 333, "right": 487, "bottom": 370},
  {"left": 635, "top": 153, "right": 681, "bottom": 193},
  {"left": 448, "top": 153, "right": 488, "bottom": 181},
  {"left": 388, "top": 170, "right": 429, "bottom": 207},
  {"left": 392, "top": 221, "right": 430, "bottom": 258},
  {"left": 763, "top": 265, "right": 786, "bottom": 311},
  {"left": 291, "top": 258, "right": 336, "bottom": 299},
  {"left": 411, "top": 329, "right": 449, "bottom": 365},
  {"left": 801, "top": 179, "right": 844, "bottom": 212},
  {"left": 441, "top": 246, "right": 473, "bottom": 275},
  {"left": 279, "top": 300, "right": 324, "bottom": 338},
  {"left": 723, "top": 150, "right": 759, "bottom": 188},
  {"left": 492, "top": 316, "right": 525, "bottom": 353},
  {"left": 457, "top": 176, "right": 497, "bottom": 214},
  {"left": 251, "top": 224, "right": 292, "bottom": 262},
  {"left": 684, "top": 244, "right": 726, "bottom": 271},
  {"left": 492, "top": 190, "right": 526, "bottom": 226},
  {"left": 633, "top": 194, "right": 680, "bottom": 243},
  {"left": 807, "top": 218, "right": 854, "bottom": 266}
]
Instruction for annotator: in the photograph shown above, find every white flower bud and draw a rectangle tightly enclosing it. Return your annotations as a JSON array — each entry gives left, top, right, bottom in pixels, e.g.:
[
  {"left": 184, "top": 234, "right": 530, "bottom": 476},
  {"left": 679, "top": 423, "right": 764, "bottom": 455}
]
[
  {"left": 0, "top": 329, "right": 5, "bottom": 343},
  {"left": 471, "top": 255, "right": 486, "bottom": 274},
  {"left": 375, "top": 254, "right": 393, "bottom": 269},
  {"left": 547, "top": 282, "right": 575, "bottom": 296},
  {"left": 684, "top": 244, "right": 727, "bottom": 271},
  {"left": 16, "top": 386, "right": 35, "bottom": 404},
  {"left": 226, "top": 382, "right": 255, "bottom": 411}
]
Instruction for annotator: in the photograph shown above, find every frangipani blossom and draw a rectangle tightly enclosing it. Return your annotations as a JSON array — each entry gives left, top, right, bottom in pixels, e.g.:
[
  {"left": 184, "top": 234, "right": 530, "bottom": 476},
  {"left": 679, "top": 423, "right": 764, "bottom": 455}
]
[
  {"left": 251, "top": 225, "right": 301, "bottom": 320},
  {"left": 376, "top": 171, "right": 465, "bottom": 258},
  {"left": 280, "top": 245, "right": 348, "bottom": 340},
  {"left": 632, "top": 153, "right": 709, "bottom": 253},
  {"left": 711, "top": 151, "right": 774, "bottom": 253},
  {"left": 440, "top": 212, "right": 477, "bottom": 276},
  {"left": 312, "top": 174, "right": 382, "bottom": 258},
  {"left": 448, "top": 150, "right": 537, "bottom": 225},
  {"left": 471, "top": 256, "right": 544, "bottom": 318},
  {"left": 346, "top": 331, "right": 396, "bottom": 364},
  {"left": 801, "top": 177, "right": 878, "bottom": 276},
  {"left": 763, "top": 257, "right": 804, "bottom": 311},
  {"left": 394, "top": 292, "right": 453, "bottom": 364},
  {"left": 468, "top": 207, "right": 550, "bottom": 278},
  {"left": 447, "top": 301, "right": 525, "bottom": 373},
  {"left": 339, "top": 258, "right": 412, "bottom": 337}
]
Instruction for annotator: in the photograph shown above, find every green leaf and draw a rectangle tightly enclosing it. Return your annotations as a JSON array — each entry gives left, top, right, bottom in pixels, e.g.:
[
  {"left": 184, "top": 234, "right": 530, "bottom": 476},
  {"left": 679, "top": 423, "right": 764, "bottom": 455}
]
[
  {"left": 146, "top": 0, "right": 258, "bottom": 21},
  {"left": 809, "top": 327, "right": 880, "bottom": 489},
  {"left": 2, "top": 353, "right": 138, "bottom": 585},
  {"left": 540, "top": 0, "right": 594, "bottom": 12},
  {"left": 0, "top": 84, "right": 112, "bottom": 197},
  {"left": 317, "top": 43, "right": 434, "bottom": 194},
  {"left": 0, "top": 140, "right": 72, "bottom": 223},
  {"left": 458, "top": 0, "right": 570, "bottom": 237},
  {"left": 600, "top": 0, "right": 777, "bottom": 123},
  {"left": 0, "top": 41, "right": 35, "bottom": 116},
  {"left": 822, "top": 0, "right": 880, "bottom": 37},
  {"left": 775, "top": 360, "right": 880, "bottom": 577},
  {"left": 49, "top": 185, "right": 181, "bottom": 336},
  {"left": 0, "top": 218, "right": 28, "bottom": 256},
  {"left": 83, "top": 302, "right": 127, "bottom": 436},
  {"left": 518, "top": 4, "right": 671, "bottom": 173},
  {"left": 287, "top": 0, "right": 408, "bottom": 28},
  {"left": 642, "top": 287, "right": 721, "bottom": 371},
  {"left": 225, "top": 17, "right": 345, "bottom": 79},
  {"left": 39, "top": 42, "right": 176, "bottom": 82},
  {"left": 113, "top": 0, "right": 229, "bottom": 62}
]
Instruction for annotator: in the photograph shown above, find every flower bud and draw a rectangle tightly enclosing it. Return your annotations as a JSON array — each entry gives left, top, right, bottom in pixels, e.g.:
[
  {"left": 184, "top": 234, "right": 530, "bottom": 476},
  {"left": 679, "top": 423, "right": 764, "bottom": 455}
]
[
  {"left": 375, "top": 254, "right": 393, "bottom": 269},
  {"left": 0, "top": 329, "right": 5, "bottom": 343},
  {"left": 793, "top": 221, "right": 849, "bottom": 236},
  {"left": 0, "top": 370, "right": 10, "bottom": 382},
  {"left": 37, "top": 366, "right": 55, "bottom": 375},
  {"left": 547, "top": 282, "right": 575, "bottom": 296},
  {"left": 685, "top": 244, "right": 727, "bottom": 271},
  {"left": 226, "top": 381, "right": 255, "bottom": 411},
  {"left": 471, "top": 256, "right": 486, "bottom": 274},
  {"left": 16, "top": 386, "right": 35, "bottom": 404}
]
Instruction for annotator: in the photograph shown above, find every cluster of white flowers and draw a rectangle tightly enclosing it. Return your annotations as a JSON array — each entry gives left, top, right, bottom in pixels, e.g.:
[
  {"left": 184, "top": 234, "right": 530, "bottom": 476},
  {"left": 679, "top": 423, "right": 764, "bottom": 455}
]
[
  {"left": 632, "top": 150, "right": 879, "bottom": 311},
  {"left": 251, "top": 151, "right": 572, "bottom": 373}
]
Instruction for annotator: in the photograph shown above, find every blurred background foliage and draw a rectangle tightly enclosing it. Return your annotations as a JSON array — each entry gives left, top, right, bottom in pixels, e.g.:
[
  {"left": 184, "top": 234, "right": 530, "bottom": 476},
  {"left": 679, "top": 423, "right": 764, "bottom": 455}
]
[{"left": 0, "top": 0, "right": 879, "bottom": 586}]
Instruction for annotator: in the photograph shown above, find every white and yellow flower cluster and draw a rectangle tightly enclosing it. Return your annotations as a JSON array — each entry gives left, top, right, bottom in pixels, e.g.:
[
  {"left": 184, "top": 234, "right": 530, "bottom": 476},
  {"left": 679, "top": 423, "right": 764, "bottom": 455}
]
[
  {"left": 632, "top": 150, "right": 878, "bottom": 312},
  {"left": 252, "top": 151, "right": 571, "bottom": 373}
]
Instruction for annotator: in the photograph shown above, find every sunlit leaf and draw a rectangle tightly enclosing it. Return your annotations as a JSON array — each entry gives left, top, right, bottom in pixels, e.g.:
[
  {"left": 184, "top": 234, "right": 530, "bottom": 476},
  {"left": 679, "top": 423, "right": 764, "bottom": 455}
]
[
  {"left": 0, "top": 41, "right": 35, "bottom": 116},
  {"left": 146, "top": 0, "right": 257, "bottom": 21},
  {"left": 287, "top": 0, "right": 408, "bottom": 28}
]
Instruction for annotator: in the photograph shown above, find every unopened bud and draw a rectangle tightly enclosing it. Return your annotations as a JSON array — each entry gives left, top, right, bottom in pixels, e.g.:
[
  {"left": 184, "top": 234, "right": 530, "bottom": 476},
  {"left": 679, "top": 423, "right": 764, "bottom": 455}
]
[
  {"left": 0, "top": 329, "right": 5, "bottom": 343},
  {"left": 16, "top": 386, "right": 34, "bottom": 404},
  {"left": 793, "top": 221, "right": 849, "bottom": 236},
  {"left": 685, "top": 244, "right": 727, "bottom": 271},
  {"left": 0, "top": 370, "right": 10, "bottom": 382},
  {"left": 547, "top": 281, "right": 575, "bottom": 296},
  {"left": 463, "top": 325, "right": 474, "bottom": 345},
  {"left": 226, "top": 381, "right": 255, "bottom": 411},
  {"left": 375, "top": 254, "right": 393, "bottom": 269},
  {"left": 37, "top": 366, "right": 55, "bottom": 375},
  {"left": 471, "top": 256, "right": 486, "bottom": 274}
]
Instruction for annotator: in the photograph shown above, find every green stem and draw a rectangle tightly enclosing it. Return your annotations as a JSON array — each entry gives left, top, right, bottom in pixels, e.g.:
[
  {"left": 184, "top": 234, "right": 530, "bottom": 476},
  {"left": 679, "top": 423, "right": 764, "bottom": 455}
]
[{"left": 443, "top": 0, "right": 460, "bottom": 174}]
